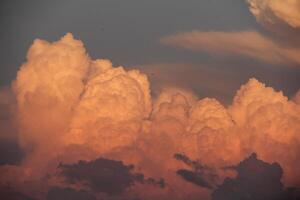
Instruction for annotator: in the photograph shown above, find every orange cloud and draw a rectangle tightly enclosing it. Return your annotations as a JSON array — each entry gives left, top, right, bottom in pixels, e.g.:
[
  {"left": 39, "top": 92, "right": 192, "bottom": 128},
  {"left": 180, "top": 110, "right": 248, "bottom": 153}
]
[
  {"left": 0, "top": 87, "right": 17, "bottom": 140},
  {"left": 293, "top": 89, "right": 300, "bottom": 104},
  {"left": 0, "top": 34, "right": 299, "bottom": 200},
  {"left": 247, "top": 0, "right": 300, "bottom": 28},
  {"left": 161, "top": 31, "right": 300, "bottom": 65}
]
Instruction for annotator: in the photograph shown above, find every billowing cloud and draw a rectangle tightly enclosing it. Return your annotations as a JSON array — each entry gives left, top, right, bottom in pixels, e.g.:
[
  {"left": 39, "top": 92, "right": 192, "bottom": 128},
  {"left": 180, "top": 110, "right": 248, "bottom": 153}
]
[
  {"left": 247, "top": 0, "right": 300, "bottom": 28},
  {"left": 161, "top": 31, "right": 300, "bottom": 65},
  {"left": 13, "top": 33, "right": 90, "bottom": 157},
  {"left": 0, "top": 33, "right": 299, "bottom": 200},
  {"left": 7, "top": 33, "right": 152, "bottom": 181},
  {"left": 65, "top": 59, "right": 152, "bottom": 153}
]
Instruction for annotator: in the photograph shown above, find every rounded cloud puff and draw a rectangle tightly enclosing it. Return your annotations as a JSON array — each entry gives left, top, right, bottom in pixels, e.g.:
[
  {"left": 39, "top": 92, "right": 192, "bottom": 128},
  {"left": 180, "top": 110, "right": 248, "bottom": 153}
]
[
  {"left": 14, "top": 33, "right": 90, "bottom": 153},
  {"left": 67, "top": 59, "right": 152, "bottom": 152},
  {"left": 12, "top": 33, "right": 152, "bottom": 178}
]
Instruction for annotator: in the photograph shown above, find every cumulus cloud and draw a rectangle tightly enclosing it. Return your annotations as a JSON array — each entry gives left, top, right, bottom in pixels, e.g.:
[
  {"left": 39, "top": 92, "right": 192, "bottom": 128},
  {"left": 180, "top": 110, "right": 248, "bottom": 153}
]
[
  {"left": 247, "top": 0, "right": 300, "bottom": 28},
  {"left": 0, "top": 33, "right": 299, "bottom": 200},
  {"left": 161, "top": 31, "right": 300, "bottom": 65},
  {"left": 6, "top": 33, "right": 152, "bottom": 183},
  {"left": 13, "top": 33, "right": 90, "bottom": 156},
  {"left": 228, "top": 79, "right": 300, "bottom": 185},
  {"left": 66, "top": 59, "right": 152, "bottom": 153}
]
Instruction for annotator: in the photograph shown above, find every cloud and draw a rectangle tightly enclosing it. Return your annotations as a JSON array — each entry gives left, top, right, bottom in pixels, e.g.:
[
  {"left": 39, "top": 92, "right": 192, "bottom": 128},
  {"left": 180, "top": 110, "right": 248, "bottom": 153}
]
[
  {"left": 0, "top": 139, "right": 24, "bottom": 166},
  {"left": 0, "top": 33, "right": 299, "bottom": 200},
  {"left": 13, "top": 33, "right": 91, "bottom": 161},
  {"left": 0, "top": 87, "right": 22, "bottom": 166},
  {"left": 65, "top": 59, "right": 152, "bottom": 153},
  {"left": 59, "top": 157, "right": 164, "bottom": 195},
  {"left": 46, "top": 187, "right": 96, "bottom": 200},
  {"left": 247, "top": 0, "right": 300, "bottom": 28},
  {"left": 0, "top": 87, "right": 17, "bottom": 140},
  {"left": 160, "top": 0, "right": 300, "bottom": 67},
  {"left": 8, "top": 32, "right": 152, "bottom": 181},
  {"left": 161, "top": 31, "right": 300, "bottom": 65},
  {"left": 293, "top": 89, "right": 300, "bottom": 104},
  {"left": 212, "top": 153, "right": 299, "bottom": 200},
  {"left": 174, "top": 153, "right": 218, "bottom": 189},
  {"left": 0, "top": 185, "right": 36, "bottom": 200}
]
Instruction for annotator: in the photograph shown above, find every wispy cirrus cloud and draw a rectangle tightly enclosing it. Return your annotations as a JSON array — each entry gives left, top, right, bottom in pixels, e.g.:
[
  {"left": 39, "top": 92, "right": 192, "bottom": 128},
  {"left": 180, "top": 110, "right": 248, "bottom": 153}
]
[
  {"left": 160, "top": 0, "right": 300, "bottom": 67},
  {"left": 161, "top": 30, "right": 300, "bottom": 66}
]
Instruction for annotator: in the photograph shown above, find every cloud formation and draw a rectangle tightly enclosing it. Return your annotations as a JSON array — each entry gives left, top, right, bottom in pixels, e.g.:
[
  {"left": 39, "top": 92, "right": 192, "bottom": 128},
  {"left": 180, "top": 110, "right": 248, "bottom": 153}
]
[
  {"left": 0, "top": 139, "right": 23, "bottom": 165},
  {"left": 212, "top": 153, "right": 299, "bottom": 200},
  {"left": 46, "top": 187, "right": 96, "bottom": 200},
  {"left": 59, "top": 157, "right": 164, "bottom": 195},
  {"left": 0, "top": 87, "right": 17, "bottom": 141},
  {"left": 161, "top": 0, "right": 300, "bottom": 67},
  {"left": 0, "top": 185, "right": 36, "bottom": 200},
  {"left": 173, "top": 152, "right": 300, "bottom": 200},
  {"left": 0, "top": 33, "right": 299, "bottom": 200},
  {"left": 161, "top": 31, "right": 300, "bottom": 65},
  {"left": 8, "top": 33, "right": 152, "bottom": 181},
  {"left": 174, "top": 153, "right": 218, "bottom": 189},
  {"left": 247, "top": 0, "right": 300, "bottom": 28}
]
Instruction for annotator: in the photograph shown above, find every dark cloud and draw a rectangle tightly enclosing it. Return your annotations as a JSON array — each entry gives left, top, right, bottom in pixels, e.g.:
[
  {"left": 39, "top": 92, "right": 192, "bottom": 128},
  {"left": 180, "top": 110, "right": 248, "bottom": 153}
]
[
  {"left": 59, "top": 158, "right": 136, "bottom": 195},
  {"left": 283, "top": 188, "right": 300, "bottom": 200},
  {"left": 59, "top": 157, "right": 164, "bottom": 196},
  {"left": 46, "top": 187, "right": 96, "bottom": 200},
  {"left": 212, "top": 153, "right": 300, "bottom": 200},
  {"left": 174, "top": 153, "right": 218, "bottom": 189},
  {"left": 176, "top": 169, "right": 213, "bottom": 189},
  {"left": 0, "top": 138, "right": 24, "bottom": 165},
  {"left": 0, "top": 87, "right": 21, "bottom": 165},
  {"left": 0, "top": 185, "right": 36, "bottom": 200}
]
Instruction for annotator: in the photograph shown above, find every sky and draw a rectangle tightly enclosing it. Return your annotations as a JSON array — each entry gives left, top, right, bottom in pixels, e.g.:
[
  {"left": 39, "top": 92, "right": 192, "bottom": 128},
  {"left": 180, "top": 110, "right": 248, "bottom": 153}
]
[
  {"left": 1, "top": 0, "right": 299, "bottom": 104},
  {"left": 0, "top": 0, "right": 300, "bottom": 200}
]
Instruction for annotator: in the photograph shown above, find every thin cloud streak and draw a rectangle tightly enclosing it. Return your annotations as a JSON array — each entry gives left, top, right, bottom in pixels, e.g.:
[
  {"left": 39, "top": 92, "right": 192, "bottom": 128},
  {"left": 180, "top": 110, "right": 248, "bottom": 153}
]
[{"left": 161, "top": 31, "right": 300, "bottom": 66}]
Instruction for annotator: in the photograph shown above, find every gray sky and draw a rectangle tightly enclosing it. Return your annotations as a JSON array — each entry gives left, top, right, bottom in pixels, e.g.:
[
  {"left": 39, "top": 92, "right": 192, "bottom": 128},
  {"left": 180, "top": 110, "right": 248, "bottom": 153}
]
[{"left": 0, "top": 0, "right": 299, "bottom": 103}]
